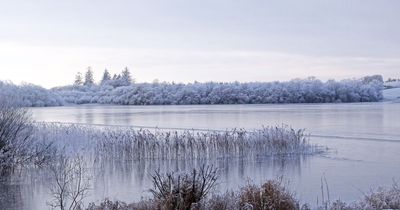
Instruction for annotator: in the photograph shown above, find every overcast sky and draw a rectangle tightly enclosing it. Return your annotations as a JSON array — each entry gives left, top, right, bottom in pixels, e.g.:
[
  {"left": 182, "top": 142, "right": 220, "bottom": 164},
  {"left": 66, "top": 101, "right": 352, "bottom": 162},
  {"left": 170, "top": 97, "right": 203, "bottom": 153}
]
[{"left": 0, "top": 0, "right": 399, "bottom": 88}]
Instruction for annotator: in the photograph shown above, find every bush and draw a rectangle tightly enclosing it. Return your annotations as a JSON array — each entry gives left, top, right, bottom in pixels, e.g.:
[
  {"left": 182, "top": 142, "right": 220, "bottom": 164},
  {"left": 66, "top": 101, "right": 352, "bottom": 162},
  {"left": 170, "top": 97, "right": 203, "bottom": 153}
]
[
  {"left": 85, "top": 178, "right": 400, "bottom": 210},
  {"left": 0, "top": 102, "right": 54, "bottom": 176},
  {"left": 0, "top": 103, "right": 34, "bottom": 175},
  {"left": 86, "top": 177, "right": 299, "bottom": 210},
  {"left": 204, "top": 192, "right": 239, "bottom": 210},
  {"left": 87, "top": 199, "right": 156, "bottom": 210},
  {"left": 239, "top": 179, "right": 298, "bottom": 210},
  {"left": 150, "top": 165, "right": 218, "bottom": 210},
  {"left": 361, "top": 181, "right": 400, "bottom": 209},
  {"left": 313, "top": 181, "right": 400, "bottom": 210},
  {"left": 0, "top": 81, "right": 64, "bottom": 107}
]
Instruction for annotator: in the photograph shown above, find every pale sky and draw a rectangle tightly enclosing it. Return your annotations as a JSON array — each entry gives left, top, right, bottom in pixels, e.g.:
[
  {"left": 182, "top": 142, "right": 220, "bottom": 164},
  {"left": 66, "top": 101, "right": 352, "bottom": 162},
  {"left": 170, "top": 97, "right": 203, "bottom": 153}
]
[{"left": 0, "top": 0, "right": 399, "bottom": 88}]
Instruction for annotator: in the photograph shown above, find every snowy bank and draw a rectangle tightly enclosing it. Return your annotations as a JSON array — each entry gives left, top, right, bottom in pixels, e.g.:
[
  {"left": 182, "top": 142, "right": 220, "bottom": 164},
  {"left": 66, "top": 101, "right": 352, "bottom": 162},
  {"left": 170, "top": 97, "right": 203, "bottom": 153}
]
[{"left": 383, "top": 88, "right": 400, "bottom": 101}]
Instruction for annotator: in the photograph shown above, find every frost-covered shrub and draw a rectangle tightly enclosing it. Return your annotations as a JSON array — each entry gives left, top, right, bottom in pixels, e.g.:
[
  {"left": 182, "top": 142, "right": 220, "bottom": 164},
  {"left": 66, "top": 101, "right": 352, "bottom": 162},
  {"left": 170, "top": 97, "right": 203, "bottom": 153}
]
[
  {"left": 0, "top": 81, "right": 64, "bottom": 107},
  {"left": 239, "top": 179, "right": 298, "bottom": 210},
  {"left": 150, "top": 165, "right": 218, "bottom": 210},
  {"left": 204, "top": 192, "right": 239, "bottom": 210},
  {"left": 312, "top": 181, "right": 400, "bottom": 210},
  {"left": 361, "top": 181, "right": 400, "bottom": 209},
  {"left": 0, "top": 103, "right": 33, "bottom": 175},
  {"left": 0, "top": 102, "right": 54, "bottom": 175},
  {"left": 86, "top": 180, "right": 400, "bottom": 210},
  {"left": 87, "top": 178, "right": 298, "bottom": 210}
]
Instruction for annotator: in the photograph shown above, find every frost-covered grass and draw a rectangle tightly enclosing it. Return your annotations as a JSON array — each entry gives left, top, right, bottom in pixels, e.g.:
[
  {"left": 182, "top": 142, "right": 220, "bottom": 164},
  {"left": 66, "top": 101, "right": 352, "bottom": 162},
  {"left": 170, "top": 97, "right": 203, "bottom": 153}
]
[{"left": 32, "top": 123, "right": 320, "bottom": 160}]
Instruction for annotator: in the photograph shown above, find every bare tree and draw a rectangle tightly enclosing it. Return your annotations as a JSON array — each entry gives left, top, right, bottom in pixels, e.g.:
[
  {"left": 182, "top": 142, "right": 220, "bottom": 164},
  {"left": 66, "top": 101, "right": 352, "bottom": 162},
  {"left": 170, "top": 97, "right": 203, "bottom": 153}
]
[
  {"left": 0, "top": 101, "right": 55, "bottom": 176},
  {"left": 48, "top": 155, "right": 90, "bottom": 210},
  {"left": 150, "top": 165, "right": 218, "bottom": 210},
  {"left": 0, "top": 102, "right": 34, "bottom": 175}
]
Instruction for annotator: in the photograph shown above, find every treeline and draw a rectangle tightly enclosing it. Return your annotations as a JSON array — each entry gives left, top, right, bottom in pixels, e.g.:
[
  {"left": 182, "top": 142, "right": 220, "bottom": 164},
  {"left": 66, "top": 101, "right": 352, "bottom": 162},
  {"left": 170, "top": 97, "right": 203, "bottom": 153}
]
[
  {"left": 0, "top": 81, "right": 63, "bottom": 107},
  {"left": 53, "top": 75, "right": 384, "bottom": 105},
  {"left": 386, "top": 78, "right": 400, "bottom": 82},
  {"left": 0, "top": 75, "right": 384, "bottom": 107}
]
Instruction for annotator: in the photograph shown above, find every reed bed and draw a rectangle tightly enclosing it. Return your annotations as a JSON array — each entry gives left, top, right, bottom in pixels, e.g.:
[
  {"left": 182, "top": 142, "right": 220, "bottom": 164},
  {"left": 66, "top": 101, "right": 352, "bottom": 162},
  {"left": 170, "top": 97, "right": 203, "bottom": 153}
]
[{"left": 32, "top": 123, "right": 320, "bottom": 160}]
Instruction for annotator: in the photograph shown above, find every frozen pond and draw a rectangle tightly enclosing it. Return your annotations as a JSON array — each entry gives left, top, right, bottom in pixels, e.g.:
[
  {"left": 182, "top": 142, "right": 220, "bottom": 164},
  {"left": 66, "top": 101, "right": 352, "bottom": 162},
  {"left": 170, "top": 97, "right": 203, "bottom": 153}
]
[
  {"left": 31, "top": 102, "right": 400, "bottom": 141},
  {"left": 3, "top": 102, "right": 400, "bottom": 209}
]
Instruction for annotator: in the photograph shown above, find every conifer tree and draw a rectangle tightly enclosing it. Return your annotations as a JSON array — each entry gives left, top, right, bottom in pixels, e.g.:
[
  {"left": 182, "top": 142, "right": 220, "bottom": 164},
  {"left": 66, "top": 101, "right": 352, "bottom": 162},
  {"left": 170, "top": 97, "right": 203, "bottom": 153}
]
[{"left": 84, "top": 67, "right": 94, "bottom": 86}]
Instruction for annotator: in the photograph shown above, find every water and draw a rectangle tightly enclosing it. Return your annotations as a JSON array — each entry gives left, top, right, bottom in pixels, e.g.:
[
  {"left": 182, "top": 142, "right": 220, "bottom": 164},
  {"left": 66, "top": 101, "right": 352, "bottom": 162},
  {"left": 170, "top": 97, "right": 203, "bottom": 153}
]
[
  {"left": 31, "top": 102, "right": 400, "bottom": 141},
  {"left": 2, "top": 102, "right": 400, "bottom": 209}
]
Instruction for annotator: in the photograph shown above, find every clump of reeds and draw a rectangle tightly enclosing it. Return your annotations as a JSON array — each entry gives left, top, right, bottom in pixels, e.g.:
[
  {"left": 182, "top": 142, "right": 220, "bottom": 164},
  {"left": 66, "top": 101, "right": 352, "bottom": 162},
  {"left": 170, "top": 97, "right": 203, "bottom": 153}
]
[{"left": 32, "top": 123, "right": 320, "bottom": 161}]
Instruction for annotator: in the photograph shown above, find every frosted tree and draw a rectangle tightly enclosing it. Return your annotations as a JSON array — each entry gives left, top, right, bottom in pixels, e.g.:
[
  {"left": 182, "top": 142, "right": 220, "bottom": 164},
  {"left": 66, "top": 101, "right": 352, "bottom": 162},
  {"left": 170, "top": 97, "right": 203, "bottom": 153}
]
[
  {"left": 101, "top": 69, "right": 111, "bottom": 85},
  {"left": 74, "top": 72, "right": 83, "bottom": 86},
  {"left": 0, "top": 81, "right": 63, "bottom": 107},
  {"left": 121, "top": 67, "right": 132, "bottom": 86},
  {"left": 84, "top": 67, "right": 94, "bottom": 86}
]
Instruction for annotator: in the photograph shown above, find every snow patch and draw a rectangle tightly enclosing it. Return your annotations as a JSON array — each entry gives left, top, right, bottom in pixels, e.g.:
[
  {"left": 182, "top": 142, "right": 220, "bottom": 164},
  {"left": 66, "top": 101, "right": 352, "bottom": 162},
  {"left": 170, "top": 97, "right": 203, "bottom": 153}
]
[{"left": 383, "top": 88, "right": 400, "bottom": 101}]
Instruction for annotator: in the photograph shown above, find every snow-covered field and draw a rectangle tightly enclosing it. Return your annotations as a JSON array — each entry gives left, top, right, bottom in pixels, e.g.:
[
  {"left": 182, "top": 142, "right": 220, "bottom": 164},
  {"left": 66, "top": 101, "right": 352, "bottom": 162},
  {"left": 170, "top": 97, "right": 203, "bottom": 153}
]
[{"left": 383, "top": 87, "right": 400, "bottom": 101}]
